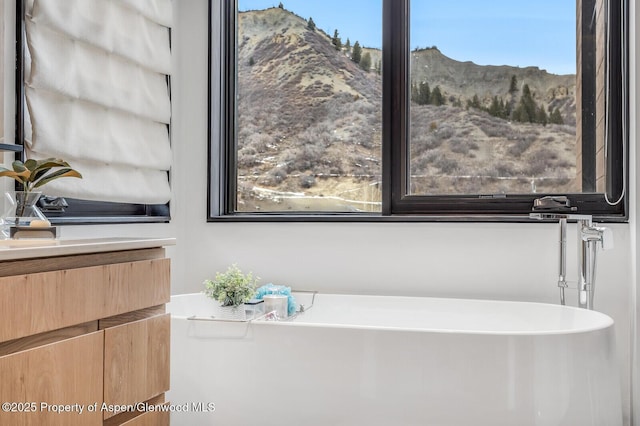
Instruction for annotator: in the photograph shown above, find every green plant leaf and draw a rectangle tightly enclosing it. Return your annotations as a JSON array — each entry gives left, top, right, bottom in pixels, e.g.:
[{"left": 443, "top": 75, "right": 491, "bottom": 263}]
[
  {"left": 32, "top": 168, "right": 83, "bottom": 188},
  {"left": 0, "top": 168, "right": 30, "bottom": 183},
  {"left": 11, "top": 161, "right": 27, "bottom": 173},
  {"left": 24, "top": 159, "right": 38, "bottom": 171},
  {"left": 1, "top": 158, "right": 82, "bottom": 192},
  {"left": 34, "top": 158, "right": 71, "bottom": 171}
]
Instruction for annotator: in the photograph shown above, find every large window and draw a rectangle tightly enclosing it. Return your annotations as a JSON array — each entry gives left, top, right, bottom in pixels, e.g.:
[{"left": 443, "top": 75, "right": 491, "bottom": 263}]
[{"left": 210, "top": 0, "right": 627, "bottom": 221}]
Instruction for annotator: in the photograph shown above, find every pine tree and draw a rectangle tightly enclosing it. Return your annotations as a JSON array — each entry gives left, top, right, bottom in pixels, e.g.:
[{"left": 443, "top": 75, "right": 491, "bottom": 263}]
[
  {"left": 431, "top": 86, "right": 445, "bottom": 106},
  {"left": 351, "top": 41, "right": 362, "bottom": 63},
  {"left": 411, "top": 82, "right": 419, "bottom": 103},
  {"left": 488, "top": 96, "right": 503, "bottom": 118},
  {"left": 278, "top": 2, "right": 284, "bottom": 8},
  {"left": 360, "top": 52, "right": 372, "bottom": 71},
  {"left": 375, "top": 60, "right": 381, "bottom": 75},
  {"left": 345, "top": 38, "right": 351, "bottom": 53},
  {"left": 549, "top": 107, "right": 564, "bottom": 124},
  {"left": 467, "top": 94, "right": 481, "bottom": 110},
  {"left": 513, "top": 84, "right": 537, "bottom": 122},
  {"left": 509, "top": 75, "right": 518, "bottom": 94},
  {"left": 332, "top": 30, "right": 342, "bottom": 51},
  {"left": 417, "top": 81, "right": 430, "bottom": 105},
  {"left": 307, "top": 17, "right": 316, "bottom": 31},
  {"left": 536, "top": 105, "right": 548, "bottom": 125}
]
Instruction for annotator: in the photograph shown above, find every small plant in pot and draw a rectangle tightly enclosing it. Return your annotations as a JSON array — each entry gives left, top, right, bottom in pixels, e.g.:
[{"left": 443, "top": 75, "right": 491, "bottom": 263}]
[
  {"left": 0, "top": 158, "right": 82, "bottom": 237},
  {"left": 0, "top": 158, "right": 82, "bottom": 232},
  {"left": 203, "top": 264, "right": 259, "bottom": 319}
]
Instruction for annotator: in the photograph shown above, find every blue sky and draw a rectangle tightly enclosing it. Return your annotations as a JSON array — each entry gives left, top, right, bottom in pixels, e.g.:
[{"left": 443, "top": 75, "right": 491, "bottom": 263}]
[{"left": 239, "top": 0, "right": 576, "bottom": 75}]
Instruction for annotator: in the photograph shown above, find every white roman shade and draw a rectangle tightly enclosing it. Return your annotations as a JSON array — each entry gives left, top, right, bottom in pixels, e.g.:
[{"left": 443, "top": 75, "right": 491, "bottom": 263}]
[{"left": 23, "top": 0, "right": 172, "bottom": 204}]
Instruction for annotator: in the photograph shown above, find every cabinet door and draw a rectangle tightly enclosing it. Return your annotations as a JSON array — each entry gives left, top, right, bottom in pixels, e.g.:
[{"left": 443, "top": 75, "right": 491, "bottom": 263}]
[
  {"left": 0, "top": 331, "right": 104, "bottom": 426},
  {"left": 104, "top": 314, "right": 170, "bottom": 420}
]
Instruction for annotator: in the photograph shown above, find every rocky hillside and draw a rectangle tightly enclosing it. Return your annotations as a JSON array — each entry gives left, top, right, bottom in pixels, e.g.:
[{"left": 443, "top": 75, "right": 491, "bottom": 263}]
[{"left": 236, "top": 7, "right": 578, "bottom": 211}]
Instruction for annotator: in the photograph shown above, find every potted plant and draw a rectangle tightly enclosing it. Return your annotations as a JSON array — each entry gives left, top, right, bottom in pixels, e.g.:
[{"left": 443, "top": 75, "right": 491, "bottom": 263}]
[
  {"left": 0, "top": 158, "right": 82, "bottom": 229},
  {"left": 203, "top": 264, "right": 259, "bottom": 320}
]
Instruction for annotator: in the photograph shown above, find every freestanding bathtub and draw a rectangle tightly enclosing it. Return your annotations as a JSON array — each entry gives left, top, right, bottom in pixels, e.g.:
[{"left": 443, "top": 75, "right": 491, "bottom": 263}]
[{"left": 168, "top": 293, "right": 622, "bottom": 426}]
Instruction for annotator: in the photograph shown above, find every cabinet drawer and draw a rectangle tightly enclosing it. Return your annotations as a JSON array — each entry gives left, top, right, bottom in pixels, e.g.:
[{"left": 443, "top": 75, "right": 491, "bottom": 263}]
[
  {"left": 113, "top": 407, "right": 170, "bottom": 426},
  {"left": 0, "top": 331, "right": 104, "bottom": 426},
  {"left": 104, "top": 314, "right": 170, "bottom": 420},
  {"left": 0, "top": 258, "right": 170, "bottom": 342}
]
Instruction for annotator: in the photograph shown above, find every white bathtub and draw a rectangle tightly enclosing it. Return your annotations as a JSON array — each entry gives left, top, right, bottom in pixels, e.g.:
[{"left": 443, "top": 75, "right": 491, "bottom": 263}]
[{"left": 168, "top": 293, "right": 622, "bottom": 426}]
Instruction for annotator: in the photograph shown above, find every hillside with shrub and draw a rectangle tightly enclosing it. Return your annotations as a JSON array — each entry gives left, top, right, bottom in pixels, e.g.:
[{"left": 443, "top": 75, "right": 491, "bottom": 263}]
[{"left": 236, "top": 7, "right": 577, "bottom": 211}]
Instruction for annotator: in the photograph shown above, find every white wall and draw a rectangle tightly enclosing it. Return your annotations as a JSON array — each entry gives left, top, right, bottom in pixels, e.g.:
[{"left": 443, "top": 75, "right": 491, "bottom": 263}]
[{"left": 59, "top": 0, "right": 638, "bottom": 424}]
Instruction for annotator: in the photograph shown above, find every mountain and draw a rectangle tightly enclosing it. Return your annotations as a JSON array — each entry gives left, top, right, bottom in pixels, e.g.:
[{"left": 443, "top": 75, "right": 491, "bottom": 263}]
[
  {"left": 409, "top": 46, "right": 576, "bottom": 126},
  {"left": 236, "top": 7, "right": 578, "bottom": 211}
]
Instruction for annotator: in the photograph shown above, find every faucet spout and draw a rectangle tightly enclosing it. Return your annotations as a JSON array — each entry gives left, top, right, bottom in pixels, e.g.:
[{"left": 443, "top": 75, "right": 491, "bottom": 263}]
[{"left": 530, "top": 198, "right": 612, "bottom": 310}]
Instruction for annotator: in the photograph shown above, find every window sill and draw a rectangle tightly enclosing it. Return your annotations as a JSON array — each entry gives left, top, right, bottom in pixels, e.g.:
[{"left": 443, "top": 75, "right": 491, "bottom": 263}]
[{"left": 207, "top": 213, "right": 628, "bottom": 224}]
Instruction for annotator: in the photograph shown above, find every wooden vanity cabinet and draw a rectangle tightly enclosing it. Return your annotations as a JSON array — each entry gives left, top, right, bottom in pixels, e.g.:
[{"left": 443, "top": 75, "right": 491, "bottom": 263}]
[{"left": 0, "top": 245, "right": 171, "bottom": 426}]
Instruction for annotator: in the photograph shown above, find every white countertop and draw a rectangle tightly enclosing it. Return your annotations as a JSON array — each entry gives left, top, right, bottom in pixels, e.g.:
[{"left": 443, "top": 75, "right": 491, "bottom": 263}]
[{"left": 0, "top": 237, "right": 176, "bottom": 261}]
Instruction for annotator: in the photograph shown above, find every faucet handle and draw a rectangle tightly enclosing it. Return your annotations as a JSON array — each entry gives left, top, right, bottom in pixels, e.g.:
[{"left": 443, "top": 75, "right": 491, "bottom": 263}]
[{"left": 601, "top": 227, "right": 614, "bottom": 250}]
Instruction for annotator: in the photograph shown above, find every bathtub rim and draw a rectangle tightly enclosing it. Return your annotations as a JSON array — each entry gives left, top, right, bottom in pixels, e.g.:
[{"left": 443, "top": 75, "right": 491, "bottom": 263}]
[{"left": 168, "top": 292, "right": 615, "bottom": 336}]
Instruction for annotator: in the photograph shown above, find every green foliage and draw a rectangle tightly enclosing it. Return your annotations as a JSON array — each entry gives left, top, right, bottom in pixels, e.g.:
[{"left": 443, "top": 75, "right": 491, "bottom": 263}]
[
  {"left": 536, "top": 105, "right": 548, "bottom": 126},
  {"left": 249, "top": 57, "right": 255, "bottom": 66},
  {"left": 420, "top": 82, "right": 431, "bottom": 104},
  {"left": 332, "top": 29, "right": 342, "bottom": 51},
  {"left": 411, "top": 81, "right": 445, "bottom": 106},
  {"left": 203, "top": 264, "right": 259, "bottom": 307},
  {"left": 351, "top": 41, "right": 362, "bottom": 63},
  {"left": 344, "top": 38, "right": 351, "bottom": 52},
  {"left": 549, "top": 107, "right": 564, "bottom": 124},
  {"left": 278, "top": 2, "right": 284, "bottom": 8},
  {"left": 430, "top": 86, "right": 445, "bottom": 106},
  {"left": 307, "top": 17, "right": 316, "bottom": 30},
  {"left": 487, "top": 96, "right": 508, "bottom": 119},
  {"left": 511, "top": 83, "right": 549, "bottom": 125},
  {"left": 359, "top": 51, "right": 371, "bottom": 71},
  {"left": 412, "top": 81, "right": 430, "bottom": 105},
  {"left": 509, "top": 75, "right": 518, "bottom": 94},
  {"left": 467, "top": 94, "right": 481, "bottom": 110},
  {"left": 0, "top": 158, "right": 82, "bottom": 193}
]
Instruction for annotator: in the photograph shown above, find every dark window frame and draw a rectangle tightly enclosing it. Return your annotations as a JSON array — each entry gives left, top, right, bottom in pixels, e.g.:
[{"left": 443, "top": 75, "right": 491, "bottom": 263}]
[
  {"left": 209, "top": 0, "right": 628, "bottom": 222},
  {"left": 12, "top": 0, "right": 171, "bottom": 225}
]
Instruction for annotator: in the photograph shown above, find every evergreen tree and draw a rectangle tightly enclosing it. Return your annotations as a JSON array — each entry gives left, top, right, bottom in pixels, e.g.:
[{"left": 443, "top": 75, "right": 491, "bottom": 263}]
[
  {"left": 375, "top": 60, "right": 381, "bottom": 75},
  {"left": 512, "top": 84, "right": 537, "bottom": 123},
  {"left": 536, "top": 105, "right": 548, "bottom": 125},
  {"left": 431, "top": 86, "right": 445, "bottom": 106},
  {"left": 332, "top": 30, "right": 342, "bottom": 51},
  {"left": 411, "top": 82, "right": 419, "bottom": 103},
  {"left": 278, "top": 2, "right": 284, "bottom": 8},
  {"left": 417, "top": 81, "right": 430, "bottom": 105},
  {"left": 307, "top": 17, "right": 316, "bottom": 31},
  {"left": 549, "top": 107, "right": 564, "bottom": 124},
  {"left": 360, "top": 52, "right": 372, "bottom": 71},
  {"left": 351, "top": 41, "right": 362, "bottom": 63},
  {"left": 345, "top": 38, "right": 351, "bottom": 53},
  {"left": 509, "top": 75, "right": 518, "bottom": 94},
  {"left": 488, "top": 96, "right": 504, "bottom": 118},
  {"left": 467, "top": 94, "right": 482, "bottom": 110}
]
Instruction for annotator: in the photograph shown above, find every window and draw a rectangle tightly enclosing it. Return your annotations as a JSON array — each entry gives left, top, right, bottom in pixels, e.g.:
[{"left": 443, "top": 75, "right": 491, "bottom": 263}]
[
  {"left": 210, "top": 0, "right": 628, "bottom": 221},
  {"left": 14, "top": 0, "right": 172, "bottom": 224}
]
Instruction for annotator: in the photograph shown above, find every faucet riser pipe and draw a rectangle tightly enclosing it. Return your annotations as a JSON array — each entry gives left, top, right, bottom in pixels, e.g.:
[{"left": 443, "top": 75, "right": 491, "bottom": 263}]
[{"left": 558, "top": 219, "right": 567, "bottom": 305}]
